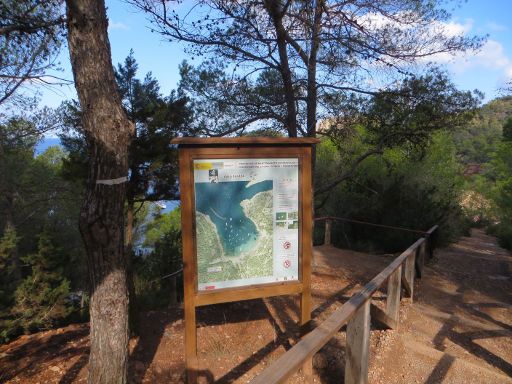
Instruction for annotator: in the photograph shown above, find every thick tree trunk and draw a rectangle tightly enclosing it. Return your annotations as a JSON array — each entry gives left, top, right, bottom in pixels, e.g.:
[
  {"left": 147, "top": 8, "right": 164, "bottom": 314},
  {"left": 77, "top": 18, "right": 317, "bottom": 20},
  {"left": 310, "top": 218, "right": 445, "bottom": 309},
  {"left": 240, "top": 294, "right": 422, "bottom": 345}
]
[{"left": 65, "top": 1, "right": 134, "bottom": 383}]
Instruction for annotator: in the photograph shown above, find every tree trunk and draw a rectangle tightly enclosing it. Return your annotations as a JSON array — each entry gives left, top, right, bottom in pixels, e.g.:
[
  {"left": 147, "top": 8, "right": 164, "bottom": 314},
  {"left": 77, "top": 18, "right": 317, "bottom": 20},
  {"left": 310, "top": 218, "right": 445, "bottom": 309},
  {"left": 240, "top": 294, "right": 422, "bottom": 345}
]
[
  {"left": 264, "top": 0, "right": 298, "bottom": 138},
  {"left": 306, "top": 0, "right": 324, "bottom": 194},
  {"left": 65, "top": 1, "right": 134, "bottom": 383},
  {"left": 306, "top": 0, "right": 323, "bottom": 139}
]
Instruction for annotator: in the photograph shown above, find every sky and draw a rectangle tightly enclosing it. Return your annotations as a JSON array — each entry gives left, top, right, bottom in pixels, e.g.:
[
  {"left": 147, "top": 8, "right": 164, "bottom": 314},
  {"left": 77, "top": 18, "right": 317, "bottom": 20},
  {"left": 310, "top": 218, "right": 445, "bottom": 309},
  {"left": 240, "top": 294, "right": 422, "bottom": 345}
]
[{"left": 37, "top": 0, "right": 512, "bottom": 110}]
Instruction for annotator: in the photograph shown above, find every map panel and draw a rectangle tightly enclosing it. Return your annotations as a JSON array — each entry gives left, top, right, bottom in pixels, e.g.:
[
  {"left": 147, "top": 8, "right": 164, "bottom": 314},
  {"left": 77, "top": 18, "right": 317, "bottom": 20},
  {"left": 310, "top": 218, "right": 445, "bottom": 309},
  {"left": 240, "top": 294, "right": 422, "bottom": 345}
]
[{"left": 194, "top": 158, "right": 299, "bottom": 290}]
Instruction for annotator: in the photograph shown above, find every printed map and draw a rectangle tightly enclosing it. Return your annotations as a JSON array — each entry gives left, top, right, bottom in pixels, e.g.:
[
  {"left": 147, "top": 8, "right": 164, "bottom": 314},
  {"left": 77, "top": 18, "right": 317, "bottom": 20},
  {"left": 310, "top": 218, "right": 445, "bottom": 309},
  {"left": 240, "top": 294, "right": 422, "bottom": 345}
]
[
  {"left": 195, "top": 181, "right": 273, "bottom": 287},
  {"left": 194, "top": 158, "right": 300, "bottom": 291}
]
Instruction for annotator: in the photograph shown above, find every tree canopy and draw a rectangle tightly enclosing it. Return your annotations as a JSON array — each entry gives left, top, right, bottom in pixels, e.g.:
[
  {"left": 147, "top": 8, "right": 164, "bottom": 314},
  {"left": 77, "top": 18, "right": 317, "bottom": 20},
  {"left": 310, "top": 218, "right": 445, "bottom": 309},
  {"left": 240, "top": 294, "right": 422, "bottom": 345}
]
[
  {"left": 134, "top": 0, "right": 483, "bottom": 138},
  {"left": 0, "top": 0, "right": 66, "bottom": 108}
]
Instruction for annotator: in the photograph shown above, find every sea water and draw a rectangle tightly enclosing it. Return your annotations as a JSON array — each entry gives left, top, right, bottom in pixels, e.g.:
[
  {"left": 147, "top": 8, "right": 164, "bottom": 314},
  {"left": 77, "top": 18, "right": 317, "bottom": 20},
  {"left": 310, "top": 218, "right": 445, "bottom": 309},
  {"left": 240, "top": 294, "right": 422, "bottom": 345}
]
[{"left": 195, "top": 180, "right": 272, "bottom": 256}]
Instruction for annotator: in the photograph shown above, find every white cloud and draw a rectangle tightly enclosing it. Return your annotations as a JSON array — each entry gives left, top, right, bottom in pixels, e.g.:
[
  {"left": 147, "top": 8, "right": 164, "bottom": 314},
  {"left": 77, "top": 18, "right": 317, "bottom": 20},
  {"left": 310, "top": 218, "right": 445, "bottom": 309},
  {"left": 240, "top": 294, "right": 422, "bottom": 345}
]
[
  {"left": 109, "top": 21, "right": 129, "bottom": 31},
  {"left": 487, "top": 21, "right": 508, "bottom": 32},
  {"left": 354, "top": 11, "right": 512, "bottom": 84},
  {"left": 438, "top": 19, "right": 474, "bottom": 37},
  {"left": 440, "top": 39, "right": 512, "bottom": 79},
  {"left": 419, "top": 19, "right": 512, "bottom": 83}
]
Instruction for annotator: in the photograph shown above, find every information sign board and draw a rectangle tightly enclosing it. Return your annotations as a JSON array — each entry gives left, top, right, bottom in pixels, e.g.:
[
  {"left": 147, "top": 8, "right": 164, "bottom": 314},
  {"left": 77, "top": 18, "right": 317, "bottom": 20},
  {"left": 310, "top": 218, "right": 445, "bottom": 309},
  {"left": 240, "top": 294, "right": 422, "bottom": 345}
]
[
  {"left": 193, "top": 158, "right": 299, "bottom": 290},
  {"left": 172, "top": 137, "right": 319, "bottom": 384}
]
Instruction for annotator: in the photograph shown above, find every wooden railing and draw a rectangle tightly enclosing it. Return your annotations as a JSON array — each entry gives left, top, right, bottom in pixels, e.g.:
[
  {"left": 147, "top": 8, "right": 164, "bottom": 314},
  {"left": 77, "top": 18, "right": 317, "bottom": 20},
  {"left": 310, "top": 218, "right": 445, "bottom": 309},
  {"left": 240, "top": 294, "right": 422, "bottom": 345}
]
[{"left": 249, "top": 218, "right": 438, "bottom": 384}]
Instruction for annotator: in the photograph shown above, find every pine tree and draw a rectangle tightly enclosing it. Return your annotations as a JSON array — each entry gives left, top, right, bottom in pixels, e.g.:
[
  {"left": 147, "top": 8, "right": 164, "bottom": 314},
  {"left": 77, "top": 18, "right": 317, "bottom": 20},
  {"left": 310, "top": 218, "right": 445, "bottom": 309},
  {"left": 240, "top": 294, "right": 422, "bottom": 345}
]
[
  {"left": 12, "top": 231, "right": 72, "bottom": 332},
  {"left": 0, "top": 224, "right": 19, "bottom": 310}
]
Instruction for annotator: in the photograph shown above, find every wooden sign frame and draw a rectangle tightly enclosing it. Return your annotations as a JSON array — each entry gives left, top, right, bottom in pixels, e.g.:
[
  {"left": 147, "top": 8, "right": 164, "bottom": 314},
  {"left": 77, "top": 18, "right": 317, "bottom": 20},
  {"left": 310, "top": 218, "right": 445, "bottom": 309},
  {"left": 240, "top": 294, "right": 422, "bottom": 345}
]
[{"left": 172, "top": 137, "right": 319, "bottom": 383}]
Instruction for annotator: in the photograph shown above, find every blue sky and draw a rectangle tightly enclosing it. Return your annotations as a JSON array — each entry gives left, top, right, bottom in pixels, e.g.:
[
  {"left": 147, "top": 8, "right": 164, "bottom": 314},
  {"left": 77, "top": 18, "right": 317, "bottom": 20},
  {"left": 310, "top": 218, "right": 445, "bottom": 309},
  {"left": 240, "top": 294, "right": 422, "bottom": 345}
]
[{"left": 38, "top": 0, "right": 512, "bottom": 109}]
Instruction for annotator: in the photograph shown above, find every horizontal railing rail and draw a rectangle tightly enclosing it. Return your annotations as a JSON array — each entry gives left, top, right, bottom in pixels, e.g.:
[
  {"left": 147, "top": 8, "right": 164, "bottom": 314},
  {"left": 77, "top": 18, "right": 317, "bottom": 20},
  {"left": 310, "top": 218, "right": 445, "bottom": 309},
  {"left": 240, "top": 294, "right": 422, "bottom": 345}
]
[
  {"left": 314, "top": 216, "right": 431, "bottom": 235},
  {"left": 249, "top": 221, "right": 438, "bottom": 384}
]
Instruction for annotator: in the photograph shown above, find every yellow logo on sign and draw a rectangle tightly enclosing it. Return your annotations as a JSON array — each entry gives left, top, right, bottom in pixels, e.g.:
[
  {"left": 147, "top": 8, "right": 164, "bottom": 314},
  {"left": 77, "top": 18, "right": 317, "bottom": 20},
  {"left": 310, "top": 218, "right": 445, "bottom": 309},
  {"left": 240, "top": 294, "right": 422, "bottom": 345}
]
[{"left": 194, "top": 162, "right": 212, "bottom": 170}]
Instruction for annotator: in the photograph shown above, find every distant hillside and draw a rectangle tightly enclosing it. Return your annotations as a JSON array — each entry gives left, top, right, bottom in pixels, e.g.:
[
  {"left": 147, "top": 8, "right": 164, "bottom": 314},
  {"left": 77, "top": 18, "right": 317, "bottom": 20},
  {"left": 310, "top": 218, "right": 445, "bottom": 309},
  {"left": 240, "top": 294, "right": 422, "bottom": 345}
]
[
  {"left": 454, "top": 96, "right": 512, "bottom": 164},
  {"left": 35, "top": 137, "right": 61, "bottom": 155}
]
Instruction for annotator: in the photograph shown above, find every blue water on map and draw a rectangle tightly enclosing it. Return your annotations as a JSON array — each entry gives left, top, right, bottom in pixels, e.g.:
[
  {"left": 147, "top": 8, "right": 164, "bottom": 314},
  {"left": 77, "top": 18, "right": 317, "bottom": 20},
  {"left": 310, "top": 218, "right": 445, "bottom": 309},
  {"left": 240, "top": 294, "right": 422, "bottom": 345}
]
[{"left": 195, "top": 180, "right": 272, "bottom": 256}]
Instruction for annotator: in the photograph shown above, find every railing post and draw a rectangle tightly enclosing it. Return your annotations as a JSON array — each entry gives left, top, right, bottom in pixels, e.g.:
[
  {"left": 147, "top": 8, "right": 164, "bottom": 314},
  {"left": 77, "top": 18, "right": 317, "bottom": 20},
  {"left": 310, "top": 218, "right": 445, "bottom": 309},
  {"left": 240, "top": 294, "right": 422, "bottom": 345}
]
[
  {"left": 345, "top": 300, "right": 371, "bottom": 384},
  {"left": 403, "top": 251, "right": 415, "bottom": 302},
  {"left": 324, "top": 218, "right": 332, "bottom": 245},
  {"left": 386, "top": 265, "right": 402, "bottom": 325},
  {"left": 427, "top": 228, "right": 436, "bottom": 259},
  {"left": 170, "top": 274, "right": 178, "bottom": 305},
  {"left": 415, "top": 242, "right": 426, "bottom": 278}
]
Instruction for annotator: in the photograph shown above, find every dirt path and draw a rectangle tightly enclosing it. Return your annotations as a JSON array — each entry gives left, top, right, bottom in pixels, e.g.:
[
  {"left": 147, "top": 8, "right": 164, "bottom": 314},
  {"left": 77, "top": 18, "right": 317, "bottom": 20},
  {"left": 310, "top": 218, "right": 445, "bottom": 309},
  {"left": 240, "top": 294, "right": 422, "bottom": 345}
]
[
  {"left": 1, "top": 230, "right": 510, "bottom": 383},
  {"left": 370, "top": 229, "right": 512, "bottom": 383}
]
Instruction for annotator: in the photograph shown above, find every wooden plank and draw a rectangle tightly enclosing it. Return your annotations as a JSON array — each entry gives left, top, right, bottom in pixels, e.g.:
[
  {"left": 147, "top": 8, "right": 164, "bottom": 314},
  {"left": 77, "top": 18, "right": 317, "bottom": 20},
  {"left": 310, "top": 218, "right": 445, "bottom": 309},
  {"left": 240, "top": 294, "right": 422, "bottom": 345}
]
[
  {"left": 171, "top": 136, "right": 320, "bottom": 146},
  {"left": 249, "top": 293, "right": 366, "bottom": 384},
  {"left": 370, "top": 303, "right": 396, "bottom": 330},
  {"left": 300, "top": 147, "right": 313, "bottom": 379},
  {"left": 250, "top": 234, "right": 431, "bottom": 384},
  {"left": 386, "top": 265, "right": 402, "bottom": 325},
  {"left": 179, "top": 148, "right": 198, "bottom": 384},
  {"left": 249, "top": 238, "right": 425, "bottom": 384},
  {"left": 324, "top": 219, "right": 332, "bottom": 245},
  {"left": 195, "top": 282, "right": 303, "bottom": 307},
  {"left": 178, "top": 146, "right": 307, "bottom": 158},
  {"left": 345, "top": 300, "right": 371, "bottom": 384},
  {"left": 404, "top": 251, "right": 415, "bottom": 301}
]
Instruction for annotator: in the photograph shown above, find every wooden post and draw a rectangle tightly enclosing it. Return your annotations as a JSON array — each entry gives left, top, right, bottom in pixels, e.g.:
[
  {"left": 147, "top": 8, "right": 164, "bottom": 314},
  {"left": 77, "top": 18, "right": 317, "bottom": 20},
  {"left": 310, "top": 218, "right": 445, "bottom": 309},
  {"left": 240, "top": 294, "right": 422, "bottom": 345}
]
[
  {"left": 300, "top": 146, "right": 313, "bottom": 380},
  {"left": 386, "top": 265, "right": 402, "bottom": 326},
  {"left": 185, "top": 301, "right": 198, "bottom": 384},
  {"left": 324, "top": 219, "right": 332, "bottom": 245},
  {"left": 169, "top": 274, "right": 177, "bottom": 306},
  {"left": 403, "top": 251, "right": 415, "bottom": 301},
  {"left": 415, "top": 242, "right": 425, "bottom": 278},
  {"left": 345, "top": 300, "right": 371, "bottom": 384}
]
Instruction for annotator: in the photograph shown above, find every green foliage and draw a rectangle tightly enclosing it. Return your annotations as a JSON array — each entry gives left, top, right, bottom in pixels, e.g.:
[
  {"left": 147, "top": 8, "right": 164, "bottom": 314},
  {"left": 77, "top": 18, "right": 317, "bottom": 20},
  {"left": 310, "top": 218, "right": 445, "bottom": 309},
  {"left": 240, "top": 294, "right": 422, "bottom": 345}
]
[
  {"left": 0, "top": 225, "right": 19, "bottom": 310},
  {"left": 453, "top": 96, "right": 512, "bottom": 164},
  {"left": 486, "top": 141, "right": 512, "bottom": 249},
  {"left": 362, "top": 71, "right": 481, "bottom": 150},
  {"left": 315, "top": 71, "right": 480, "bottom": 195},
  {"left": 316, "top": 131, "right": 467, "bottom": 252},
  {"left": 0, "top": 118, "right": 86, "bottom": 343},
  {"left": 503, "top": 117, "right": 512, "bottom": 141},
  {"left": 178, "top": 61, "right": 292, "bottom": 135},
  {"left": 12, "top": 232, "right": 72, "bottom": 333},
  {"left": 134, "top": 208, "right": 183, "bottom": 309},
  {"left": 143, "top": 207, "right": 181, "bottom": 248},
  {"left": 60, "top": 51, "right": 192, "bottom": 204}
]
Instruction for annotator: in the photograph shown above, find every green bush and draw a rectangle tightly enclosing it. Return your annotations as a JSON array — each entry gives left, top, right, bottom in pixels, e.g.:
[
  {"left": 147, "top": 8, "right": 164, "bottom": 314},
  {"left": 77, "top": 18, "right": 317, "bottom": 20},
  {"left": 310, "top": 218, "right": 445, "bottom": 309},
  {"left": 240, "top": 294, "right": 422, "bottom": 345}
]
[{"left": 315, "top": 132, "right": 468, "bottom": 252}]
